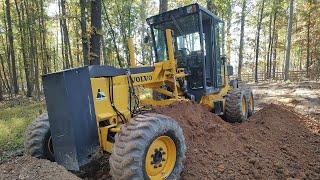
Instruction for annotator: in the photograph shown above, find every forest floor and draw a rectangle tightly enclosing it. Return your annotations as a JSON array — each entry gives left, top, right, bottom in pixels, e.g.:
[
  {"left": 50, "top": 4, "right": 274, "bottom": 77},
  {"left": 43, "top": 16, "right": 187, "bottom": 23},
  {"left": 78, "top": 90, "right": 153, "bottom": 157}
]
[
  {"left": 0, "top": 98, "right": 45, "bottom": 164},
  {"left": 0, "top": 81, "right": 319, "bottom": 179},
  {"left": 249, "top": 81, "right": 320, "bottom": 133}
]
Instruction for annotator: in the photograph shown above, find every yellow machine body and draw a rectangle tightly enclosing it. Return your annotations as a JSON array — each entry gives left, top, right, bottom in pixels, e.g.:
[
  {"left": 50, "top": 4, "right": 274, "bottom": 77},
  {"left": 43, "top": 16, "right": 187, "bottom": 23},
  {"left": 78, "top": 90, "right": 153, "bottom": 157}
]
[{"left": 90, "top": 30, "right": 233, "bottom": 153}]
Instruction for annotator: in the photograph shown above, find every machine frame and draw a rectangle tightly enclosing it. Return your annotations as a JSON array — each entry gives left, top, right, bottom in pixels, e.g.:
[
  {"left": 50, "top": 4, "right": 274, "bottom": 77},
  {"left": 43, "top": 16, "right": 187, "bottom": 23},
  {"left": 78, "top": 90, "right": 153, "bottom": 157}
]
[
  {"left": 33, "top": 4, "right": 247, "bottom": 175},
  {"left": 91, "top": 4, "right": 233, "bottom": 153}
]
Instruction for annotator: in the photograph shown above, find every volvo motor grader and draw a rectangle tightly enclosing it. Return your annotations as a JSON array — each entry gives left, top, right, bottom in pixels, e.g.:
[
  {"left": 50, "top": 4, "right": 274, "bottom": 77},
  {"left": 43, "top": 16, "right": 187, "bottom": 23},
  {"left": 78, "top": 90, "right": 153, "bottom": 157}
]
[{"left": 25, "top": 3, "right": 254, "bottom": 180}]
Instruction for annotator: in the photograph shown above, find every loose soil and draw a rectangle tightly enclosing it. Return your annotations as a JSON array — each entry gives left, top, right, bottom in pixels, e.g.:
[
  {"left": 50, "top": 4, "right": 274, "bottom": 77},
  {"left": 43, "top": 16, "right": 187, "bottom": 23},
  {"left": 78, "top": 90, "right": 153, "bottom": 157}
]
[
  {"left": 0, "top": 101, "right": 319, "bottom": 179},
  {"left": 153, "top": 102, "right": 320, "bottom": 179},
  {"left": 250, "top": 81, "right": 320, "bottom": 124},
  {"left": 0, "top": 155, "right": 80, "bottom": 180}
]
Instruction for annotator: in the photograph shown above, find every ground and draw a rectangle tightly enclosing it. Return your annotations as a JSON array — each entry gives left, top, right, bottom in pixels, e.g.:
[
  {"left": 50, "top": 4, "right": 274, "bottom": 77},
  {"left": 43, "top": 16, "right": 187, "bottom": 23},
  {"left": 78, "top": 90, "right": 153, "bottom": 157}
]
[
  {"left": 250, "top": 81, "right": 320, "bottom": 133},
  {"left": 0, "top": 81, "right": 319, "bottom": 179},
  {"left": 0, "top": 98, "right": 45, "bottom": 164}
]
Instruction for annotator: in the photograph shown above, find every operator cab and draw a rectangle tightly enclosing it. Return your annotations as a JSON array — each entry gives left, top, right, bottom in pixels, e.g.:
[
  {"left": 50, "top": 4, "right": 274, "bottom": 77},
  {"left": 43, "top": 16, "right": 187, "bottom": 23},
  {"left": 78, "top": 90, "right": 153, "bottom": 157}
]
[{"left": 147, "top": 3, "right": 226, "bottom": 101}]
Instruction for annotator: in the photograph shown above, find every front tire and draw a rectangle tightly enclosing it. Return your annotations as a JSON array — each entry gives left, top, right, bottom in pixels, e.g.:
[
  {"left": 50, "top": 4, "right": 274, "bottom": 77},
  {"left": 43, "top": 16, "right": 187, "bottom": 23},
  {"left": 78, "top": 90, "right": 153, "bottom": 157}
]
[
  {"left": 24, "top": 113, "right": 54, "bottom": 161},
  {"left": 224, "top": 89, "right": 248, "bottom": 123},
  {"left": 109, "top": 113, "right": 186, "bottom": 180}
]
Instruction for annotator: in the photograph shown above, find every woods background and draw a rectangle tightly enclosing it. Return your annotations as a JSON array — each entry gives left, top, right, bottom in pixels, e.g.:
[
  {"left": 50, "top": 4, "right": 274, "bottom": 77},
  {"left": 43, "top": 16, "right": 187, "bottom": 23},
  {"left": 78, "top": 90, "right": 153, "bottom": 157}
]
[{"left": 0, "top": 0, "right": 319, "bottom": 101}]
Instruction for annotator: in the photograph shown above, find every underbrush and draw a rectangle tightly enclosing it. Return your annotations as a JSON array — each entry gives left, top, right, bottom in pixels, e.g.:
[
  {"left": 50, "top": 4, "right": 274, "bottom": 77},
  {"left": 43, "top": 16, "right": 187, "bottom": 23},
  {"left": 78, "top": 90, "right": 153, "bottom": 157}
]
[{"left": 0, "top": 98, "right": 45, "bottom": 162}]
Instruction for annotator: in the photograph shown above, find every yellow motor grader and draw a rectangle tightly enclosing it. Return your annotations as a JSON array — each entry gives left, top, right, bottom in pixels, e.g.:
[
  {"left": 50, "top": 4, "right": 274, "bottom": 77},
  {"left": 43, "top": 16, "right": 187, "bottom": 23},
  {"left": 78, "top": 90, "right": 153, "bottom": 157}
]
[{"left": 24, "top": 3, "right": 254, "bottom": 179}]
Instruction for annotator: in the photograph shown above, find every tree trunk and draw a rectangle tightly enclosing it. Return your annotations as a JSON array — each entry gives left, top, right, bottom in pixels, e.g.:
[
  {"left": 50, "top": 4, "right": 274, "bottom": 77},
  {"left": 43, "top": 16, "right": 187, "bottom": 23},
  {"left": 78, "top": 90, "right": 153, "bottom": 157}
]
[
  {"left": 284, "top": 0, "right": 294, "bottom": 81},
  {"left": 254, "top": 0, "right": 265, "bottom": 83},
  {"left": 101, "top": 37, "right": 108, "bottom": 65},
  {"left": 140, "top": 0, "right": 148, "bottom": 64},
  {"left": 226, "top": 2, "right": 232, "bottom": 62},
  {"left": 266, "top": 13, "right": 272, "bottom": 78},
  {"left": 269, "top": 6, "right": 277, "bottom": 78},
  {"left": 102, "top": 1, "right": 123, "bottom": 67},
  {"left": 39, "top": 0, "right": 49, "bottom": 74},
  {"left": 272, "top": 28, "right": 278, "bottom": 79},
  {"left": 59, "top": 0, "right": 72, "bottom": 68},
  {"left": 206, "top": 0, "right": 216, "bottom": 14},
  {"left": 18, "top": 57, "right": 24, "bottom": 94},
  {"left": 0, "top": 52, "right": 10, "bottom": 93},
  {"left": 14, "top": 0, "right": 33, "bottom": 97},
  {"left": 59, "top": 11, "right": 66, "bottom": 69},
  {"left": 90, "top": 0, "right": 102, "bottom": 65},
  {"left": 24, "top": 0, "right": 35, "bottom": 95},
  {"left": 0, "top": 79, "right": 3, "bottom": 101},
  {"left": 73, "top": 21, "right": 81, "bottom": 65},
  {"left": 80, "top": 0, "right": 89, "bottom": 66},
  {"left": 306, "top": 7, "right": 311, "bottom": 77},
  {"left": 159, "top": 0, "right": 168, "bottom": 13},
  {"left": 0, "top": 74, "right": 3, "bottom": 101},
  {"left": 5, "top": 0, "right": 19, "bottom": 95},
  {"left": 238, "top": 0, "right": 246, "bottom": 80},
  {"left": 25, "top": 0, "right": 39, "bottom": 100},
  {"left": 33, "top": 28, "right": 41, "bottom": 101},
  {"left": 54, "top": 31, "right": 58, "bottom": 71},
  {"left": 76, "top": 33, "right": 80, "bottom": 64},
  {"left": 2, "top": 3, "right": 13, "bottom": 94},
  {"left": 0, "top": 51, "right": 5, "bottom": 99}
]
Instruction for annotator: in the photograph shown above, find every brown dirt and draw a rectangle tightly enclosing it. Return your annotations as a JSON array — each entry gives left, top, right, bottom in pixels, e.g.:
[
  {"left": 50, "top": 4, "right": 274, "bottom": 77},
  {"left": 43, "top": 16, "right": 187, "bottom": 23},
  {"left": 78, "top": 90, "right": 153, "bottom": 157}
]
[
  {"left": 154, "top": 101, "right": 320, "bottom": 180},
  {"left": 0, "top": 102, "right": 319, "bottom": 179},
  {"left": 0, "top": 155, "right": 80, "bottom": 180}
]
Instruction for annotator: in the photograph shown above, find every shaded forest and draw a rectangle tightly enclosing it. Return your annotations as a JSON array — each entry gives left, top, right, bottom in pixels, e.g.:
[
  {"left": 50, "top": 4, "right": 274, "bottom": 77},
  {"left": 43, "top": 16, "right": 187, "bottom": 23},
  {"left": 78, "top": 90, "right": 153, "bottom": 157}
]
[{"left": 0, "top": 0, "right": 319, "bottom": 100}]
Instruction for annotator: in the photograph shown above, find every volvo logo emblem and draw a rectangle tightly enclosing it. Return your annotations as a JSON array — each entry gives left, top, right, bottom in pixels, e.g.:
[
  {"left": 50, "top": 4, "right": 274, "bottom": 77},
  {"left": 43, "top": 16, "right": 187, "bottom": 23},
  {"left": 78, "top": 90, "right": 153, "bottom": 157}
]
[{"left": 133, "top": 75, "right": 152, "bottom": 83}]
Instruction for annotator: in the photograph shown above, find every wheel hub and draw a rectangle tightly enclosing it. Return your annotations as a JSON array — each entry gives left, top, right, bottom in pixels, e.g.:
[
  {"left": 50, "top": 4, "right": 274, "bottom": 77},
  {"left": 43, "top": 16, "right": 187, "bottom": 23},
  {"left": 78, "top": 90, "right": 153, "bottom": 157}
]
[
  {"left": 241, "top": 96, "right": 246, "bottom": 116},
  {"left": 145, "top": 136, "right": 176, "bottom": 179},
  {"left": 249, "top": 95, "right": 253, "bottom": 109},
  {"left": 47, "top": 136, "right": 54, "bottom": 155},
  {"left": 151, "top": 148, "right": 166, "bottom": 168}
]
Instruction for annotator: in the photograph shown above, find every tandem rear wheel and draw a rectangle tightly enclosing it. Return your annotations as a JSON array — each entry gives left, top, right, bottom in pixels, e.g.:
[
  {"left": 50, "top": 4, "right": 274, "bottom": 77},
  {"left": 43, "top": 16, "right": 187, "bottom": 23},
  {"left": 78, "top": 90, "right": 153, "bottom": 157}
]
[
  {"left": 24, "top": 113, "right": 55, "bottom": 161},
  {"left": 224, "top": 88, "right": 250, "bottom": 123}
]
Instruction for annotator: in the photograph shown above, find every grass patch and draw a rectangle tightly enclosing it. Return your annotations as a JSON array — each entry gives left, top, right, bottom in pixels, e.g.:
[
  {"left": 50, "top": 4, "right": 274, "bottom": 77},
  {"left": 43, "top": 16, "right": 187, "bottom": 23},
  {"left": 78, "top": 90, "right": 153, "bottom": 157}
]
[{"left": 0, "top": 101, "right": 45, "bottom": 155}]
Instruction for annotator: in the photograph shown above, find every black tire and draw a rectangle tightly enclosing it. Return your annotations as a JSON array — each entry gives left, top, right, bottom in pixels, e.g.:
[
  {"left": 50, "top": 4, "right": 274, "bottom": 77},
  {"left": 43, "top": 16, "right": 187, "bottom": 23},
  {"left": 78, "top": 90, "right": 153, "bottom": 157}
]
[
  {"left": 244, "top": 88, "right": 254, "bottom": 117},
  {"left": 224, "top": 89, "right": 248, "bottom": 123},
  {"left": 24, "top": 113, "right": 55, "bottom": 161},
  {"left": 109, "top": 113, "right": 186, "bottom": 180}
]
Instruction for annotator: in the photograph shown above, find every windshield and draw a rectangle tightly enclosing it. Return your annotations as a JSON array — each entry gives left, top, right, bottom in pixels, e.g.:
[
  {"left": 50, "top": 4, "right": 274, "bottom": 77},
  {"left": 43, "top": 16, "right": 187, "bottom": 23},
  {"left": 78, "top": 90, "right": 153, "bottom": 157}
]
[
  {"left": 151, "top": 14, "right": 200, "bottom": 62},
  {"left": 176, "top": 33, "right": 201, "bottom": 53}
]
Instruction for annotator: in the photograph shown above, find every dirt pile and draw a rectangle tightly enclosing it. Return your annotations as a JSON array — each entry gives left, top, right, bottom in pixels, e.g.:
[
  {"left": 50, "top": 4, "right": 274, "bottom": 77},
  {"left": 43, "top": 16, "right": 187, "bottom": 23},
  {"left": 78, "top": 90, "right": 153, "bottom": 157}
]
[
  {"left": 154, "top": 102, "right": 320, "bottom": 179},
  {"left": 0, "top": 155, "right": 80, "bottom": 180},
  {"left": 0, "top": 102, "right": 319, "bottom": 179}
]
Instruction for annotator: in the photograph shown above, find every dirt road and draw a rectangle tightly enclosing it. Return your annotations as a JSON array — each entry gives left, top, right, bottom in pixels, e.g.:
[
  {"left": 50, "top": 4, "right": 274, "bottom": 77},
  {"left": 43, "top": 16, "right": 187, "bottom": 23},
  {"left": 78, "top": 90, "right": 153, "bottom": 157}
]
[{"left": 250, "top": 81, "right": 320, "bottom": 123}]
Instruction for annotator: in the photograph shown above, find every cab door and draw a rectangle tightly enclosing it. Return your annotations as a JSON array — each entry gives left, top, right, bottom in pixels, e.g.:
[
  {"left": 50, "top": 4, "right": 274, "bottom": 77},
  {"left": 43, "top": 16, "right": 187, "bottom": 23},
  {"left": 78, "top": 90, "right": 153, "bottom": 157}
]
[{"left": 213, "top": 22, "right": 222, "bottom": 88}]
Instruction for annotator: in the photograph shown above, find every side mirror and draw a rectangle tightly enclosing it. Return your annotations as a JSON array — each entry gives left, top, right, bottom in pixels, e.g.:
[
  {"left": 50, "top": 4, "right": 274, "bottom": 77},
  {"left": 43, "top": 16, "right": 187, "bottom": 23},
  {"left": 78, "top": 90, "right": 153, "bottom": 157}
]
[
  {"left": 227, "top": 65, "right": 233, "bottom": 76},
  {"left": 143, "top": 35, "right": 150, "bottom": 43}
]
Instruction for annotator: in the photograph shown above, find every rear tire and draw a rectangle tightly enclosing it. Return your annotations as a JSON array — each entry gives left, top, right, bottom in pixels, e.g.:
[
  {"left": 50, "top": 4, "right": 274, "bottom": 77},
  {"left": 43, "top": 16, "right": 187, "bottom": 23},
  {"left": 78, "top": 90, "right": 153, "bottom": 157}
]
[
  {"left": 109, "top": 113, "right": 186, "bottom": 180},
  {"left": 24, "top": 113, "right": 54, "bottom": 161},
  {"left": 224, "top": 89, "right": 248, "bottom": 123}
]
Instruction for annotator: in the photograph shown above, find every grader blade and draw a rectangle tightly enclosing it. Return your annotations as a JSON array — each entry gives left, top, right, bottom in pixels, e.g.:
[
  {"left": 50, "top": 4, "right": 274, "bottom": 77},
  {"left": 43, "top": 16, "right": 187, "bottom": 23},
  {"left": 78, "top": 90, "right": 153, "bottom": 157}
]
[{"left": 42, "top": 67, "right": 99, "bottom": 170}]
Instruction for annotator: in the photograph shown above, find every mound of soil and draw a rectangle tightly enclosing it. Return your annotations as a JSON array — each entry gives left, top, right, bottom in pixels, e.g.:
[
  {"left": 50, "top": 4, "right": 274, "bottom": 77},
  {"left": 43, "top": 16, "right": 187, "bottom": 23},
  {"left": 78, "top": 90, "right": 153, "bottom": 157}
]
[
  {"left": 1, "top": 102, "right": 319, "bottom": 179},
  {"left": 154, "top": 102, "right": 320, "bottom": 179},
  {"left": 0, "top": 156, "right": 80, "bottom": 180}
]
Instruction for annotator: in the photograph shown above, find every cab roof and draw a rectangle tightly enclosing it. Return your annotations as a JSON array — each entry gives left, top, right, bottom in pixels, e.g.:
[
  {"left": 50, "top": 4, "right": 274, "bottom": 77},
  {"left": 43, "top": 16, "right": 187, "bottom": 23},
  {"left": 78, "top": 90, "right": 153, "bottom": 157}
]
[{"left": 146, "top": 3, "right": 223, "bottom": 26}]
